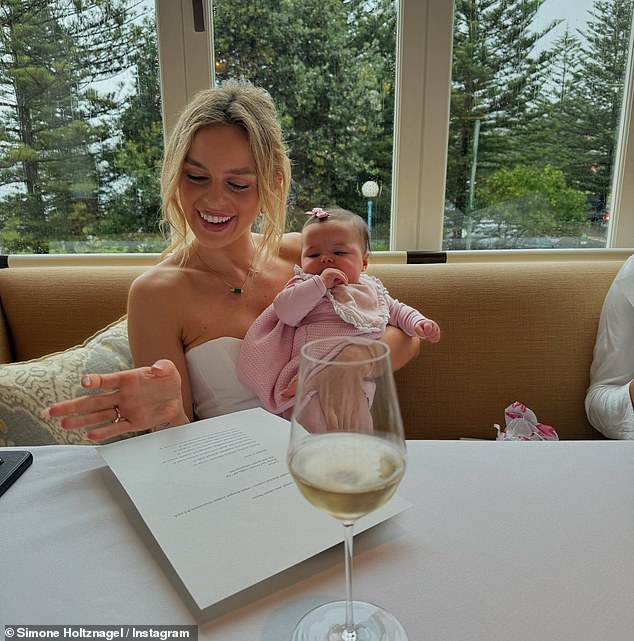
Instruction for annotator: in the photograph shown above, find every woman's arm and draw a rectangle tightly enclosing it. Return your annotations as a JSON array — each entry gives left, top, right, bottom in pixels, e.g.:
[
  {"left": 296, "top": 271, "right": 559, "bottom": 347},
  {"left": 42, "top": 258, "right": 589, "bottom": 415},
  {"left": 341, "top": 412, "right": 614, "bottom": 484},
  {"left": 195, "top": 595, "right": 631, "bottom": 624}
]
[
  {"left": 382, "top": 325, "right": 420, "bottom": 371},
  {"left": 278, "top": 231, "right": 302, "bottom": 264},
  {"left": 127, "top": 268, "right": 194, "bottom": 422},
  {"left": 44, "top": 268, "right": 191, "bottom": 441}
]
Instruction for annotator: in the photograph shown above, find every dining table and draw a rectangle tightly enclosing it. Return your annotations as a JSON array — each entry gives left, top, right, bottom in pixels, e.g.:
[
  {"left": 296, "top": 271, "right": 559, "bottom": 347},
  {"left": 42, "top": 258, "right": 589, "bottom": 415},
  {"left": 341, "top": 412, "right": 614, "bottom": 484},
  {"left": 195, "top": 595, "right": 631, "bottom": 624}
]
[{"left": 3, "top": 439, "right": 634, "bottom": 641}]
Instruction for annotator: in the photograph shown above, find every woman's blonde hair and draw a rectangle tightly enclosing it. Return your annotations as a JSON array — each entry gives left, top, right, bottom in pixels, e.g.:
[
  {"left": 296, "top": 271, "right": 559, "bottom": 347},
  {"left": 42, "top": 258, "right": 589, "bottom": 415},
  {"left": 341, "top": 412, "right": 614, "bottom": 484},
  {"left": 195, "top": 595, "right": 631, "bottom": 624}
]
[{"left": 160, "top": 79, "right": 291, "bottom": 263}]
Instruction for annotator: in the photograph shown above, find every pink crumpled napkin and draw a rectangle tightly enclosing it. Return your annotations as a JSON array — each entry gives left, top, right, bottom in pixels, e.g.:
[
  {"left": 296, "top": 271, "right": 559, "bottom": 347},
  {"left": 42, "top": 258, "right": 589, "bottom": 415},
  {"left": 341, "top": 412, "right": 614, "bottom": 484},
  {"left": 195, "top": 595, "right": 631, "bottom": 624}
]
[{"left": 494, "top": 402, "right": 559, "bottom": 441}]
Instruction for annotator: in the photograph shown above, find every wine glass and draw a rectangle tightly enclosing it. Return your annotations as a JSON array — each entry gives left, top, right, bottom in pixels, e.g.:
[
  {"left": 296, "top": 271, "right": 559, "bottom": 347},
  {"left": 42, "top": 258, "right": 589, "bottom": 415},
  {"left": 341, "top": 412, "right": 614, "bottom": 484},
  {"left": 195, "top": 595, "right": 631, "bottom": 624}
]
[{"left": 287, "top": 336, "right": 408, "bottom": 641}]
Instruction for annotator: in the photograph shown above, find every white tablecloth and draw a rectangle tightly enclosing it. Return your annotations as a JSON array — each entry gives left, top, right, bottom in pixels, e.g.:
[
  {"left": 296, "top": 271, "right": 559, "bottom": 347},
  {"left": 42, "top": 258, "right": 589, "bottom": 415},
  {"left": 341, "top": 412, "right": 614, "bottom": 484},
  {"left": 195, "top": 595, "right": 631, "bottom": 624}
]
[{"left": 3, "top": 441, "right": 634, "bottom": 640}]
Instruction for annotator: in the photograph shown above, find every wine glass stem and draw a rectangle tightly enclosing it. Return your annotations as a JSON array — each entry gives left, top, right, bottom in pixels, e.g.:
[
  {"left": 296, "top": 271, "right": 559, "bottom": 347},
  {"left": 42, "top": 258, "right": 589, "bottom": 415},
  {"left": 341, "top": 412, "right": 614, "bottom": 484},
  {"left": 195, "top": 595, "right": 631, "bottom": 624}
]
[{"left": 343, "top": 521, "right": 355, "bottom": 631}]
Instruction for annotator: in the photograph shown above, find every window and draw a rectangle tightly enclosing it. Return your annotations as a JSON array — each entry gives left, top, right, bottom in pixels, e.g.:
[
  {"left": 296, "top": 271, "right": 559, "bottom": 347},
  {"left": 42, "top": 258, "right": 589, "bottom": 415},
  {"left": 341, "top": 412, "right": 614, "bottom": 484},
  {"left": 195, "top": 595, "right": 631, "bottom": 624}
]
[
  {"left": 394, "top": 0, "right": 634, "bottom": 252},
  {"left": 209, "top": 0, "right": 398, "bottom": 249},
  {"left": 0, "top": 0, "right": 164, "bottom": 254},
  {"left": 444, "top": 0, "right": 632, "bottom": 251},
  {"left": 2, "top": 0, "right": 634, "bottom": 255}
]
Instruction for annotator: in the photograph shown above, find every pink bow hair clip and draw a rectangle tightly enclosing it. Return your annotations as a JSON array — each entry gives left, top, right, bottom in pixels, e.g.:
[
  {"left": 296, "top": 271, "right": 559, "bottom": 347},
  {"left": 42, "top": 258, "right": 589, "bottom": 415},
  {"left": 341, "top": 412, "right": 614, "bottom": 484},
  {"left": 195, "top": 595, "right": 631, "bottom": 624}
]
[{"left": 307, "top": 207, "right": 330, "bottom": 220}]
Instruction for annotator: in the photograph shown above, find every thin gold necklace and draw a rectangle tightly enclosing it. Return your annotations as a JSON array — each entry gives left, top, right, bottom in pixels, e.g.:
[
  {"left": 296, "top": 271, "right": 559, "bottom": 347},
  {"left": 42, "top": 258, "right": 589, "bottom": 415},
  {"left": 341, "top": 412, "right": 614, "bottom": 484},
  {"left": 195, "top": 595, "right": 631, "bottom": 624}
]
[{"left": 192, "top": 244, "right": 258, "bottom": 295}]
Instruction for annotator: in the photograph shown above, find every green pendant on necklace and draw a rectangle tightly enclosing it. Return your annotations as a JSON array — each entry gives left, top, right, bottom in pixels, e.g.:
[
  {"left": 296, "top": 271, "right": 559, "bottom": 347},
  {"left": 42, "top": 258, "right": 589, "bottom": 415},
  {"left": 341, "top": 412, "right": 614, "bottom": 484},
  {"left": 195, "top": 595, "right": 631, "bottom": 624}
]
[{"left": 192, "top": 243, "right": 256, "bottom": 295}]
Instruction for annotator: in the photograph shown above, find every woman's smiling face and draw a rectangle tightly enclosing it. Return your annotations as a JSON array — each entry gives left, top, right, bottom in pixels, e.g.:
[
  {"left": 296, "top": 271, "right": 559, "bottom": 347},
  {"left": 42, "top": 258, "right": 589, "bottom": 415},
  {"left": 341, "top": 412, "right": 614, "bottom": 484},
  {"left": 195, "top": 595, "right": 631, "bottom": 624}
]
[{"left": 179, "top": 124, "right": 260, "bottom": 247}]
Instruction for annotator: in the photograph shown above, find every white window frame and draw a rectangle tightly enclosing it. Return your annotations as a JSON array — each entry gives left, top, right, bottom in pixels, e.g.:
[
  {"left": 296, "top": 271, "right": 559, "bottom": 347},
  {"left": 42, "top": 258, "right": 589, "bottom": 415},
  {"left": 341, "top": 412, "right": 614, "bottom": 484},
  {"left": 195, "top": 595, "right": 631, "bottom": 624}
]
[
  {"left": 609, "top": 13, "right": 634, "bottom": 248},
  {"left": 391, "top": 0, "right": 453, "bottom": 251},
  {"left": 155, "top": 0, "right": 215, "bottom": 140},
  {"left": 156, "top": 0, "right": 634, "bottom": 252}
]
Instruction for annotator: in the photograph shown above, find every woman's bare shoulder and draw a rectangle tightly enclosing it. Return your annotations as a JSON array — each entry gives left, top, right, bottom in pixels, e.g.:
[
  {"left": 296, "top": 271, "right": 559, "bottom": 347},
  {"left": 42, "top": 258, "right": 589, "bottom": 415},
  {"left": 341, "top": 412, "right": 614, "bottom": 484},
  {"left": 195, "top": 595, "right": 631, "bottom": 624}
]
[{"left": 129, "top": 258, "right": 189, "bottom": 305}]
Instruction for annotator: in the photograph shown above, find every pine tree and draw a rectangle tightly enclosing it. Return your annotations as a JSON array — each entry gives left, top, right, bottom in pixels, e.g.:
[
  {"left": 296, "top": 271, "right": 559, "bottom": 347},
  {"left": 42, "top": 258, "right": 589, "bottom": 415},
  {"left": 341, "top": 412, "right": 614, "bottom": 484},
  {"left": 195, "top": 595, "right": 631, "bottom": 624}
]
[
  {"left": 573, "top": 0, "right": 633, "bottom": 212},
  {"left": 99, "top": 16, "right": 163, "bottom": 247},
  {"left": 212, "top": 0, "right": 396, "bottom": 235},
  {"left": 445, "top": 0, "right": 559, "bottom": 240},
  {"left": 0, "top": 0, "right": 140, "bottom": 252},
  {"left": 477, "top": 0, "right": 633, "bottom": 237}
]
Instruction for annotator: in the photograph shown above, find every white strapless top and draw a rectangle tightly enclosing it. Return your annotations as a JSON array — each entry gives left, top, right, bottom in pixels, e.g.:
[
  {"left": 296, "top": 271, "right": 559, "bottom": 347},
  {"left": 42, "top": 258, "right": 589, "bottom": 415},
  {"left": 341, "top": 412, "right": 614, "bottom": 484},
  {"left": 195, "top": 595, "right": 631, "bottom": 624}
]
[{"left": 185, "top": 337, "right": 260, "bottom": 419}]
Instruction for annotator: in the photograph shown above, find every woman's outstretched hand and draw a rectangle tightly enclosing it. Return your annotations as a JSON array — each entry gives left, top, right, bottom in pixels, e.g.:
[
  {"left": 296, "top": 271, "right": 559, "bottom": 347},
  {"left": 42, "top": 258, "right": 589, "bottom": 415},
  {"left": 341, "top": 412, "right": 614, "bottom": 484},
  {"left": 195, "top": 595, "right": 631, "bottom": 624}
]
[{"left": 42, "top": 359, "right": 188, "bottom": 442}]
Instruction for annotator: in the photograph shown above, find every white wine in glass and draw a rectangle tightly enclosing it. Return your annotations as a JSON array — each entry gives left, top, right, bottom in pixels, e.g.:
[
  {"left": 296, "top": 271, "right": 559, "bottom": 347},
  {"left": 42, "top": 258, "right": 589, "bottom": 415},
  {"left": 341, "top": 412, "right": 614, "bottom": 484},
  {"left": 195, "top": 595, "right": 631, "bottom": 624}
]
[{"left": 287, "top": 337, "right": 408, "bottom": 641}]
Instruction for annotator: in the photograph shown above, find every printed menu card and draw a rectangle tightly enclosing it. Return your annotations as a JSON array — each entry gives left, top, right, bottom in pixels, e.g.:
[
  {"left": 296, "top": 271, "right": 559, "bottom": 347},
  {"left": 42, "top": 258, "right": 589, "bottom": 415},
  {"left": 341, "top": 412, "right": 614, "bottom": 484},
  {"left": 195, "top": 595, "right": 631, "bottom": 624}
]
[{"left": 98, "top": 408, "right": 410, "bottom": 610}]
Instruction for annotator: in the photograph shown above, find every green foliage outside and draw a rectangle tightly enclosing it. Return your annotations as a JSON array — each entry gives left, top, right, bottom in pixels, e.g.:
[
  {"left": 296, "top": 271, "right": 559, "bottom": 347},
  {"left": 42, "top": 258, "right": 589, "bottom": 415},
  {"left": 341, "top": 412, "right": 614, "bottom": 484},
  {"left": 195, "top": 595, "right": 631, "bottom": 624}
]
[
  {"left": 212, "top": 0, "right": 396, "bottom": 240},
  {"left": 446, "top": 0, "right": 633, "bottom": 248},
  {"left": 0, "top": 0, "right": 164, "bottom": 254},
  {"left": 0, "top": 0, "right": 632, "bottom": 253},
  {"left": 475, "top": 164, "right": 588, "bottom": 246}
]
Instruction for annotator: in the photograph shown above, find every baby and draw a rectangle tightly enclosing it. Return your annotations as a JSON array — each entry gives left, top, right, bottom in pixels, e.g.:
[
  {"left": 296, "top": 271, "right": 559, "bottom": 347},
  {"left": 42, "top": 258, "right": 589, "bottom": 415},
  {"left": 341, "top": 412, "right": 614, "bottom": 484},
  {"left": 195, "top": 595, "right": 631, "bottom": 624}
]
[{"left": 238, "top": 207, "right": 440, "bottom": 421}]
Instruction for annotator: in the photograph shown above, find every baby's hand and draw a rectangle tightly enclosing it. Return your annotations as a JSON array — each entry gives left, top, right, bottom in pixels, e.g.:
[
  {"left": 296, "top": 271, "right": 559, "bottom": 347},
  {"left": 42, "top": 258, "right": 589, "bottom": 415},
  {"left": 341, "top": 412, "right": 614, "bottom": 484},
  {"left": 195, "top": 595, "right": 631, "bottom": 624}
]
[
  {"left": 320, "top": 268, "right": 349, "bottom": 289},
  {"left": 415, "top": 319, "right": 441, "bottom": 343},
  {"left": 280, "top": 379, "right": 297, "bottom": 400}
]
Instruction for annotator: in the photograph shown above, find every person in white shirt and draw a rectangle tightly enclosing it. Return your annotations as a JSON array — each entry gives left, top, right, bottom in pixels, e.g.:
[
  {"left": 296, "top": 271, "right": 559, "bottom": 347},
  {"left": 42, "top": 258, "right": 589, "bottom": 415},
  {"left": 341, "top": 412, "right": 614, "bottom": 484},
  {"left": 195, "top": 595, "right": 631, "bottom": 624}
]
[{"left": 585, "top": 254, "right": 634, "bottom": 438}]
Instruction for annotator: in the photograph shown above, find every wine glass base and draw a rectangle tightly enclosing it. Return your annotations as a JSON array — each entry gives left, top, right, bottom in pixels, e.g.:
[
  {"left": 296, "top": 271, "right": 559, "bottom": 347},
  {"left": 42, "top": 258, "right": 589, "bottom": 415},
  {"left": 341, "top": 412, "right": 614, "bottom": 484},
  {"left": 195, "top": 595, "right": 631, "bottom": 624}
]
[{"left": 290, "top": 600, "right": 408, "bottom": 641}]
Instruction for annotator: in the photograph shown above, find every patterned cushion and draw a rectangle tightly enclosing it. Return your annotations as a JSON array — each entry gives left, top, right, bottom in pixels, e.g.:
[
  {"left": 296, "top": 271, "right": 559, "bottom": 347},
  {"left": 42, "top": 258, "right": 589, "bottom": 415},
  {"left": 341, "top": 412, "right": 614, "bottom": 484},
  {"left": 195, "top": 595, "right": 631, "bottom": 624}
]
[{"left": 0, "top": 318, "right": 133, "bottom": 446}]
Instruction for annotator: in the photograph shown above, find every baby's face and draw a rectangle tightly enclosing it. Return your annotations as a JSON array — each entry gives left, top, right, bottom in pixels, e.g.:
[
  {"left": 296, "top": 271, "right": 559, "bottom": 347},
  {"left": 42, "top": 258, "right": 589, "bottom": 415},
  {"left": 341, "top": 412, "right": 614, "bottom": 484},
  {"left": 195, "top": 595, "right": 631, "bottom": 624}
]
[{"left": 301, "top": 220, "right": 368, "bottom": 283}]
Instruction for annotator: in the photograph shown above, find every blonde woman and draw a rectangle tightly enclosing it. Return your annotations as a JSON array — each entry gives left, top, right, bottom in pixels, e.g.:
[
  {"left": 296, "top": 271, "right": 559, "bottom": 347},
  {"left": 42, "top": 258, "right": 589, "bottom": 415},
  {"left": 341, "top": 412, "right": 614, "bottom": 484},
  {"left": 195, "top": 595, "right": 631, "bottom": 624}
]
[{"left": 45, "top": 80, "right": 419, "bottom": 440}]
